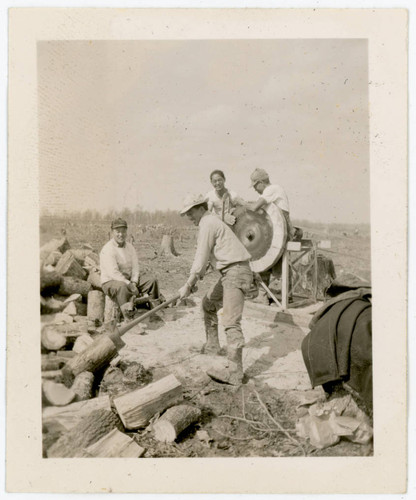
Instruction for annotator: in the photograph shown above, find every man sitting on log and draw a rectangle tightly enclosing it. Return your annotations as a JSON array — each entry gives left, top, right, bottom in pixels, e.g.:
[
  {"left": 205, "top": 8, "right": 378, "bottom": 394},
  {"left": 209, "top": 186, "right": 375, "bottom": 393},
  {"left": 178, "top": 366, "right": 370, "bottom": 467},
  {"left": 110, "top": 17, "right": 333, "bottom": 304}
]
[
  {"left": 178, "top": 194, "right": 254, "bottom": 386},
  {"left": 100, "top": 218, "right": 163, "bottom": 321},
  {"left": 249, "top": 168, "right": 295, "bottom": 304}
]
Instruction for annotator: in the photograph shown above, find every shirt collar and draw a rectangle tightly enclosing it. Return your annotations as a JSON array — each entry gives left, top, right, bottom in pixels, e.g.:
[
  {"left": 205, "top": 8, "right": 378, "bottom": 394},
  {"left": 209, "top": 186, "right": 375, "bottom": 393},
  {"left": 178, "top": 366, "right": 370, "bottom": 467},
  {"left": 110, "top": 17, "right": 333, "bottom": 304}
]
[{"left": 112, "top": 238, "right": 126, "bottom": 248}]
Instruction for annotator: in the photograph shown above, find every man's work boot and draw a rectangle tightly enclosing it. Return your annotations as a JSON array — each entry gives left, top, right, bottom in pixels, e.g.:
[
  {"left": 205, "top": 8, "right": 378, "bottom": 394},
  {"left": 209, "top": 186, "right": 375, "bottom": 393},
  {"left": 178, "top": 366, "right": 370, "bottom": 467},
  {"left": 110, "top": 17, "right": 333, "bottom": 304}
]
[
  {"left": 149, "top": 294, "right": 166, "bottom": 309},
  {"left": 120, "top": 302, "right": 134, "bottom": 321},
  {"left": 206, "top": 346, "right": 244, "bottom": 386},
  {"left": 200, "top": 325, "right": 223, "bottom": 355}
]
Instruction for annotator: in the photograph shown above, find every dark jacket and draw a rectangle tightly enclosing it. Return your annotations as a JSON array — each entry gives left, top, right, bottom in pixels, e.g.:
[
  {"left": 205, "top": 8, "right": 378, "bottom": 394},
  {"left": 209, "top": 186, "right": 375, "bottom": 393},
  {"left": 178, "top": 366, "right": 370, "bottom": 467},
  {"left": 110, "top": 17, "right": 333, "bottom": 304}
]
[{"left": 302, "top": 290, "right": 372, "bottom": 407}]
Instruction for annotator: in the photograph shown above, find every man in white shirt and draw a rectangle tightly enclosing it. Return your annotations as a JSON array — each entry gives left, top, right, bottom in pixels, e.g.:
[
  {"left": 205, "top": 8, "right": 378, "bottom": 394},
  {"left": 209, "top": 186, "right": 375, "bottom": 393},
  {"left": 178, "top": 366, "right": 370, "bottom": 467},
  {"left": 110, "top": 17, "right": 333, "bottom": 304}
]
[
  {"left": 178, "top": 194, "right": 253, "bottom": 386},
  {"left": 250, "top": 168, "right": 294, "bottom": 304},
  {"left": 205, "top": 169, "right": 246, "bottom": 226},
  {"left": 100, "top": 218, "right": 162, "bottom": 320}
]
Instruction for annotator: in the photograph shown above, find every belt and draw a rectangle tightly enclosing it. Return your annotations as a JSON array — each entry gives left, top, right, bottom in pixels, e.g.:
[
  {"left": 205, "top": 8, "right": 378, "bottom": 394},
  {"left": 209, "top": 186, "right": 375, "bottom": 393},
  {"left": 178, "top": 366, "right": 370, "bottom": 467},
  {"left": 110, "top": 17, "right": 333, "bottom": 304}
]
[{"left": 220, "top": 261, "right": 250, "bottom": 274}]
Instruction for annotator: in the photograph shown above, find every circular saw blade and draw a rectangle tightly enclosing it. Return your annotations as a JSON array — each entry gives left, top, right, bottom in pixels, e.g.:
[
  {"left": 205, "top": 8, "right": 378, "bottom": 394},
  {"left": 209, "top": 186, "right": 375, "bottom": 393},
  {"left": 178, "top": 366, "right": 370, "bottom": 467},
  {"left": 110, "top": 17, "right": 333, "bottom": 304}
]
[{"left": 233, "top": 207, "right": 287, "bottom": 273}]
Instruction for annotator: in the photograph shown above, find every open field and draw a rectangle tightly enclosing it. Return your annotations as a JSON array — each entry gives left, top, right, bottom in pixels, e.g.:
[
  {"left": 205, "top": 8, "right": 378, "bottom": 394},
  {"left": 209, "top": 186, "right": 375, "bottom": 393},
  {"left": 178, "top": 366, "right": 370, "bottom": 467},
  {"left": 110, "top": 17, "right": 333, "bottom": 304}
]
[
  {"left": 40, "top": 215, "right": 371, "bottom": 297},
  {"left": 40, "top": 214, "right": 372, "bottom": 458}
]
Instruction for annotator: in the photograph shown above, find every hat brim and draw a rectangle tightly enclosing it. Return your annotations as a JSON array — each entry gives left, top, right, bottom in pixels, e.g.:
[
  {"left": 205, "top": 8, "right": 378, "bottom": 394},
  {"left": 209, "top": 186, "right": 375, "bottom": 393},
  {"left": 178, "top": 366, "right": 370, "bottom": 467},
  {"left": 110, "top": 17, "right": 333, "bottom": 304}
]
[
  {"left": 180, "top": 201, "right": 206, "bottom": 215},
  {"left": 112, "top": 224, "right": 127, "bottom": 229}
]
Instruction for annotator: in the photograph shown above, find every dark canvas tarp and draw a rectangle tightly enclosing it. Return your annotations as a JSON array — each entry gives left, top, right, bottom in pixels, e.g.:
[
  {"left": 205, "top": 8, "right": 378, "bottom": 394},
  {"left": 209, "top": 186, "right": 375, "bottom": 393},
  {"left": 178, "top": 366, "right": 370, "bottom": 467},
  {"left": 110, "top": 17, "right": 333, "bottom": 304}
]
[{"left": 302, "top": 290, "right": 372, "bottom": 408}]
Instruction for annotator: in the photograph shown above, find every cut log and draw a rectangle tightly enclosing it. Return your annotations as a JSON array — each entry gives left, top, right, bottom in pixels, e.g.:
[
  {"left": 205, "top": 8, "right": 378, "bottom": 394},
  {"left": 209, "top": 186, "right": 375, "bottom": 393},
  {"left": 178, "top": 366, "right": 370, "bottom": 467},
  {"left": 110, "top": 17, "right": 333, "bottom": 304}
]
[
  {"left": 47, "top": 408, "right": 124, "bottom": 458},
  {"left": 159, "top": 234, "right": 179, "bottom": 257},
  {"left": 40, "top": 269, "right": 62, "bottom": 293},
  {"left": 70, "top": 248, "right": 94, "bottom": 265},
  {"left": 42, "top": 395, "right": 111, "bottom": 434},
  {"left": 153, "top": 405, "right": 202, "bottom": 443},
  {"left": 41, "top": 325, "right": 67, "bottom": 351},
  {"left": 104, "top": 296, "right": 120, "bottom": 323},
  {"left": 62, "top": 335, "right": 120, "bottom": 386},
  {"left": 63, "top": 293, "right": 82, "bottom": 304},
  {"left": 42, "top": 380, "right": 76, "bottom": 407},
  {"left": 59, "top": 276, "right": 92, "bottom": 298},
  {"left": 55, "top": 251, "right": 87, "bottom": 280},
  {"left": 42, "top": 370, "right": 64, "bottom": 381},
  {"left": 42, "top": 429, "right": 62, "bottom": 458},
  {"left": 54, "top": 312, "right": 74, "bottom": 324},
  {"left": 42, "top": 323, "right": 87, "bottom": 350},
  {"left": 72, "top": 371, "right": 94, "bottom": 401},
  {"left": 72, "top": 334, "right": 94, "bottom": 354},
  {"left": 87, "top": 269, "right": 102, "bottom": 290},
  {"left": 44, "top": 250, "right": 62, "bottom": 266},
  {"left": 40, "top": 236, "right": 70, "bottom": 262},
  {"left": 56, "top": 350, "right": 76, "bottom": 358},
  {"left": 63, "top": 301, "right": 77, "bottom": 316},
  {"left": 41, "top": 355, "right": 66, "bottom": 371},
  {"left": 83, "top": 428, "right": 145, "bottom": 458},
  {"left": 113, "top": 374, "right": 183, "bottom": 430},
  {"left": 87, "top": 290, "right": 105, "bottom": 324},
  {"left": 84, "top": 252, "right": 100, "bottom": 271}
]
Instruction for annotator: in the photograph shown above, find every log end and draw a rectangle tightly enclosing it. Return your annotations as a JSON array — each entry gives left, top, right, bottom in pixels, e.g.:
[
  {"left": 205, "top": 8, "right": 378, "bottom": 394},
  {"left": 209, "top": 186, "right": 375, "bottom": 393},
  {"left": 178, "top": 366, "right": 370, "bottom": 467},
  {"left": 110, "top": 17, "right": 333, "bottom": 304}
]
[{"left": 153, "top": 421, "right": 177, "bottom": 443}]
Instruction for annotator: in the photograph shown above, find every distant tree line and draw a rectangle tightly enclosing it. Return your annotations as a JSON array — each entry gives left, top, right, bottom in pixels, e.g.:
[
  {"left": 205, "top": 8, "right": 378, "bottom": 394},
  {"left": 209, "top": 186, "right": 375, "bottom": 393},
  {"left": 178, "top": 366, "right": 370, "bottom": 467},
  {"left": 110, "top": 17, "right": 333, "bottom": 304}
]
[
  {"left": 40, "top": 207, "right": 188, "bottom": 227},
  {"left": 40, "top": 208, "right": 370, "bottom": 232}
]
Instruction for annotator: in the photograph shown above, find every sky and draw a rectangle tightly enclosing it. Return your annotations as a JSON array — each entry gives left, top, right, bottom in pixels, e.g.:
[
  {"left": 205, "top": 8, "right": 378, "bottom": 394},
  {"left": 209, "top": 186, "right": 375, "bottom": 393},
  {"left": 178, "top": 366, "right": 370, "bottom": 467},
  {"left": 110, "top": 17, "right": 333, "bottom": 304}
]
[{"left": 38, "top": 39, "right": 369, "bottom": 223}]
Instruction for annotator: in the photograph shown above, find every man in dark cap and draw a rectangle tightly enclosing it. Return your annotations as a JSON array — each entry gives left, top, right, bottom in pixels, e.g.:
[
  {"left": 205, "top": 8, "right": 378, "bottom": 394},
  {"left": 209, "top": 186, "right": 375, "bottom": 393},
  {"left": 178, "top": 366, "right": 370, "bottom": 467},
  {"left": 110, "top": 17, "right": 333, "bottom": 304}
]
[
  {"left": 100, "top": 218, "right": 163, "bottom": 321},
  {"left": 249, "top": 168, "right": 294, "bottom": 304}
]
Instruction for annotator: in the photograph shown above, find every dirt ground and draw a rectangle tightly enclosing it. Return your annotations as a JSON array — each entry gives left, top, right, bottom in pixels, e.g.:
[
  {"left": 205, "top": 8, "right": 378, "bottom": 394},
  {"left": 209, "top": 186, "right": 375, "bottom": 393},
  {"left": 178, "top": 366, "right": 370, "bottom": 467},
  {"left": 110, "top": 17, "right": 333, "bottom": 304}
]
[{"left": 40, "top": 218, "right": 372, "bottom": 458}]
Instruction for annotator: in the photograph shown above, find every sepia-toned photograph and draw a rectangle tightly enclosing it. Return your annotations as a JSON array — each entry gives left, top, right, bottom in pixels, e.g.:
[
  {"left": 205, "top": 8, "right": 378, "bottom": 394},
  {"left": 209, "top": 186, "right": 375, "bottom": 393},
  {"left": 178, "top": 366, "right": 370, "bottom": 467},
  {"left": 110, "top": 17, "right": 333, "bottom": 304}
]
[
  {"left": 38, "top": 37, "right": 373, "bottom": 459},
  {"left": 7, "top": 7, "right": 408, "bottom": 494}
]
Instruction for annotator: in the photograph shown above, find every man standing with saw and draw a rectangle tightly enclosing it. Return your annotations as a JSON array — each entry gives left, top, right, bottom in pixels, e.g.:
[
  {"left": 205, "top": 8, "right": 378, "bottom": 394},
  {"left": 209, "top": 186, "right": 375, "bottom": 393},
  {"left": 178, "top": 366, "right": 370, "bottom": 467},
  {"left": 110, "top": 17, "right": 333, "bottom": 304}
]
[
  {"left": 249, "top": 168, "right": 295, "bottom": 304},
  {"left": 178, "top": 194, "right": 253, "bottom": 386}
]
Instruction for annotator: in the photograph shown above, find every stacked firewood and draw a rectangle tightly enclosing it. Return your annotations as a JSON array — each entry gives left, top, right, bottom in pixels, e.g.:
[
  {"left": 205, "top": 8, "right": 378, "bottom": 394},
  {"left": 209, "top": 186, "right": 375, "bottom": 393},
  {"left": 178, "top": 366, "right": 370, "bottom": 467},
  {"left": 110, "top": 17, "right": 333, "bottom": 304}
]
[
  {"left": 40, "top": 235, "right": 105, "bottom": 322},
  {"left": 40, "top": 236, "right": 202, "bottom": 458},
  {"left": 42, "top": 353, "right": 202, "bottom": 458}
]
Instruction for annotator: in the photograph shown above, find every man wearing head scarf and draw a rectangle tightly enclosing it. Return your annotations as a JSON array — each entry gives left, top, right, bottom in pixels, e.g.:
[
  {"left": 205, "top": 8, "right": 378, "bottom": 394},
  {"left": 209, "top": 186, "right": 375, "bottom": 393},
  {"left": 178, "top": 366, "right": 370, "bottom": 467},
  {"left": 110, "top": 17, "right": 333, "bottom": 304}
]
[
  {"left": 178, "top": 194, "right": 253, "bottom": 385},
  {"left": 100, "top": 218, "right": 163, "bottom": 321}
]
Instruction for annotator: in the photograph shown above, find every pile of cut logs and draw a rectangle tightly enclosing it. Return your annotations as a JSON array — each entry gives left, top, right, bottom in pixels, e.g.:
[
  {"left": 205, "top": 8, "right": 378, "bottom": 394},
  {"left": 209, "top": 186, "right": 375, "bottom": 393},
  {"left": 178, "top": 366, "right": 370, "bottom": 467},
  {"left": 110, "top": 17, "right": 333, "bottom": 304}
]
[
  {"left": 41, "top": 236, "right": 202, "bottom": 458},
  {"left": 40, "top": 235, "right": 106, "bottom": 324}
]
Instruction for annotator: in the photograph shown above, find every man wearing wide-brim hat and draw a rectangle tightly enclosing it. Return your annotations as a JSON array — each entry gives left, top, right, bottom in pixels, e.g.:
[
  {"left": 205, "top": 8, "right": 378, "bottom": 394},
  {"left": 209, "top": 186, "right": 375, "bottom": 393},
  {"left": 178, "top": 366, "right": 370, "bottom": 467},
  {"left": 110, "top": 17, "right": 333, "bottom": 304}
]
[
  {"left": 178, "top": 194, "right": 254, "bottom": 385},
  {"left": 100, "top": 217, "right": 163, "bottom": 321}
]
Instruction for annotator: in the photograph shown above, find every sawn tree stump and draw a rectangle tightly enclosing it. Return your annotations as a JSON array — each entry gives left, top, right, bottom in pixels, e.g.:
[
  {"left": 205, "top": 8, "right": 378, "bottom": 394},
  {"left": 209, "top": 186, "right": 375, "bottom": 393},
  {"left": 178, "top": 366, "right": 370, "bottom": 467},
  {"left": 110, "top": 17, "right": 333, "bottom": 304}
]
[{"left": 159, "top": 234, "right": 179, "bottom": 257}]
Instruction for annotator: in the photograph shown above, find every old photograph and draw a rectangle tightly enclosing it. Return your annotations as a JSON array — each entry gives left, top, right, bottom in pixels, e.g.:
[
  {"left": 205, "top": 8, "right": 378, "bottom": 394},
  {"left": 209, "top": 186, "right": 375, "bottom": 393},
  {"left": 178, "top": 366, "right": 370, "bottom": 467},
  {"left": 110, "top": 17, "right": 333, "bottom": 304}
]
[
  {"left": 7, "top": 8, "right": 407, "bottom": 494},
  {"left": 38, "top": 37, "right": 373, "bottom": 459}
]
